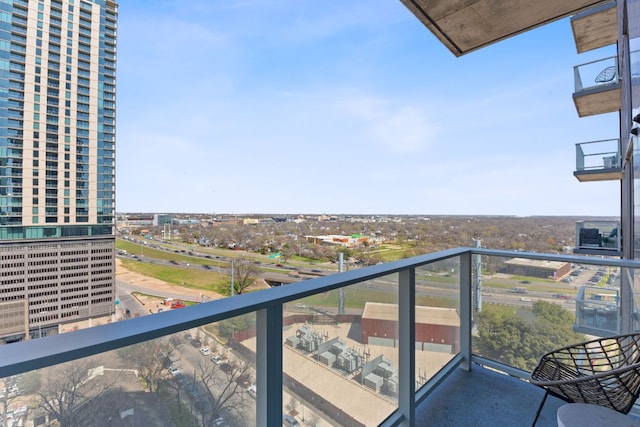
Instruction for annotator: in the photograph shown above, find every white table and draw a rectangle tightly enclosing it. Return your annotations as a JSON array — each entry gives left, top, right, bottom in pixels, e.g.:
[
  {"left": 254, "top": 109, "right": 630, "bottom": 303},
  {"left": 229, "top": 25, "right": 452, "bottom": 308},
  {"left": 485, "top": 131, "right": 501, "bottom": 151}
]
[{"left": 557, "top": 403, "right": 640, "bottom": 427}]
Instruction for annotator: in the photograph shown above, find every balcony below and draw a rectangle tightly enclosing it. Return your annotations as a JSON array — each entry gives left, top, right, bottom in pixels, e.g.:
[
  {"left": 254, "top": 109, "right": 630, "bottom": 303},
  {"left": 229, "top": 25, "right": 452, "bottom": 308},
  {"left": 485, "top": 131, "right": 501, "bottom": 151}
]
[
  {"left": 573, "top": 56, "right": 621, "bottom": 117},
  {"left": 574, "top": 220, "right": 621, "bottom": 256},
  {"left": 574, "top": 285, "right": 619, "bottom": 335},
  {"left": 574, "top": 138, "right": 622, "bottom": 182},
  {"left": 570, "top": 1, "right": 617, "bottom": 54}
]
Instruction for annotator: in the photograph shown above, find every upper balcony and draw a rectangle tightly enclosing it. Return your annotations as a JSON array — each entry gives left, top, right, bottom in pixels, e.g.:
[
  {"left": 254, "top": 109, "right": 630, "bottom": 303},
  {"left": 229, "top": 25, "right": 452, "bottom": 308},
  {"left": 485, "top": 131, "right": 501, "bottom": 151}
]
[
  {"left": 574, "top": 138, "right": 622, "bottom": 182},
  {"left": 573, "top": 56, "right": 621, "bottom": 117},
  {"left": 570, "top": 1, "right": 617, "bottom": 54},
  {"left": 0, "top": 249, "right": 639, "bottom": 426},
  {"left": 400, "top": 0, "right": 611, "bottom": 56}
]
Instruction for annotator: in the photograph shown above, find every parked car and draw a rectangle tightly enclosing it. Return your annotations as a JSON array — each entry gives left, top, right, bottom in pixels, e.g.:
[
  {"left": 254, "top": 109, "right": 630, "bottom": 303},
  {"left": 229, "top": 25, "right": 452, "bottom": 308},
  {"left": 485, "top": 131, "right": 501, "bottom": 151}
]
[
  {"left": 283, "top": 414, "right": 300, "bottom": 427},
  {"left": 171, "top": 300, "right": 186, "bottom": 309},
  {"left": 168, "top": 366, "right": 180, "bottom": 376},
  {"left": 199, "top": 347, "right": 211, "bottom": 356},
  {"left": 211, "top": 355, "right": 222, "bottom": 365},
  {"left": 246, "top": 384, "right": 256, "bottom": 399}
]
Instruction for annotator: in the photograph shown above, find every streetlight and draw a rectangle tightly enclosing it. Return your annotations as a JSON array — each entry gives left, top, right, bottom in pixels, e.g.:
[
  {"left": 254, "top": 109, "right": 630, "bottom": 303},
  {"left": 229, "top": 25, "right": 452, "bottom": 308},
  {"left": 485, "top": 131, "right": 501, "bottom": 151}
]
[{"left": 38, "top": 310, "right": 49, "bottom": 338}]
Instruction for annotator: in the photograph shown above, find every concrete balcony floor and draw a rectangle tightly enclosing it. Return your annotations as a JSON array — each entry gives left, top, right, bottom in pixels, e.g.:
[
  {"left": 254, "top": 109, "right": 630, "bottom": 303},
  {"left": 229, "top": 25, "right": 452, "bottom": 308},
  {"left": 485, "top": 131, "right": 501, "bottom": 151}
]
[{"left": 415, "top": 363, "right": 568, "bottom": 427}]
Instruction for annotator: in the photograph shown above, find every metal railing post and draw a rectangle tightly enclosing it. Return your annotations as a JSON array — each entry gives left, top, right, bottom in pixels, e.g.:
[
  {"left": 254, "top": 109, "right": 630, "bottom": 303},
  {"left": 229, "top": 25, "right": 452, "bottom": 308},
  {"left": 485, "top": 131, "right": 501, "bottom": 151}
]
[
  {"left": 256, "top": 305, "right": 283, "bottom": 427},
  {"left": 460, "top": 251, "right": 472, "bottom": 371},
  {"left": 398, "top": 268, "right": 416, "bottom": 426}
]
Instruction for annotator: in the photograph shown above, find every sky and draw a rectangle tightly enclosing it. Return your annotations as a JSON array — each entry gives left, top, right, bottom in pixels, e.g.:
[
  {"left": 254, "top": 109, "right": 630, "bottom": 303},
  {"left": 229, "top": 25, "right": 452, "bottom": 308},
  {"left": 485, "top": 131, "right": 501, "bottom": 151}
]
[{"left": 115, "top": 1, "right": 620, "bottom": 216}]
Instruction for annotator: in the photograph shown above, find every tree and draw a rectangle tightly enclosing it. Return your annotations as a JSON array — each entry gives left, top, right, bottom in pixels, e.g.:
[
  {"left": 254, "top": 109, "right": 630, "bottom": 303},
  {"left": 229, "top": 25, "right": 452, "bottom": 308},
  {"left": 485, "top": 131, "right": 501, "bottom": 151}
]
[
  {"left": 230, "top": 258, "right": 259, "bottom": 295},
  {"left": 217, "top": 313, "right": 255, "bottom": 341},
  {"left": 36, "top": 360, "right": 119, "bottom": 427},
  {"left": 475, "top": 301, "right": 585, "bottom": 371},
  {"left": 117, "top": 338, "right": 179, "bottom": 393},
  {"left": 195, "top": 359, "right": 253, "bottom": 426}
]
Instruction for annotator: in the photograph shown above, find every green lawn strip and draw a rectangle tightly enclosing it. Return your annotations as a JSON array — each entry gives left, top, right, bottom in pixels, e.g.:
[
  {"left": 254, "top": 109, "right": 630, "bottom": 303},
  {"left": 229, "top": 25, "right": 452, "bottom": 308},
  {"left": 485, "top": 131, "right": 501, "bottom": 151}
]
[
  {"left": 298, "top": 287, "right": 457, "bottom": 310},
  {"left": 121, "top": 259, "right": 224, "bottom": 291},
  {"left": 481, "top": 279, "right": 579, "bottom": 296}
]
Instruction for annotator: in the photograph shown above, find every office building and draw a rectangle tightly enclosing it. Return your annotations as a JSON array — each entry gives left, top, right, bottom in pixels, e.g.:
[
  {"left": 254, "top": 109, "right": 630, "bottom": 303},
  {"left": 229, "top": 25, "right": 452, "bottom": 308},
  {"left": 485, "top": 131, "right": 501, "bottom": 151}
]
[{"left": 0, "top": 0, "right": 117, "bottom": 341}]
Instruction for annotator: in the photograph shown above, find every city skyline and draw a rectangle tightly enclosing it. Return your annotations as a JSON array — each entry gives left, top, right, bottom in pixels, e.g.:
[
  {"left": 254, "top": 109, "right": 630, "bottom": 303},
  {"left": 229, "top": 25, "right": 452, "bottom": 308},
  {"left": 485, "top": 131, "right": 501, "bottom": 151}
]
[{"left": 116, "top": 1, "right": 620, "bottom": 216}]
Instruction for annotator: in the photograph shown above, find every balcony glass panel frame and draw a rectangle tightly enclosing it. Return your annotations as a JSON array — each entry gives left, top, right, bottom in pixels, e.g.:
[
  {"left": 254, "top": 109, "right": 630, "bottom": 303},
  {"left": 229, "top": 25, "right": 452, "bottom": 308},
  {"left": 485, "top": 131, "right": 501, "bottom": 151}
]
[
  {"left": 1, "top": 249, "right": 639, "bottom": 426},
  {"left": 574, "top": 55, "right": 619, "bottom": 93},
  {"left": 575, "top": 138, "right": 621, "bottom": 171}
]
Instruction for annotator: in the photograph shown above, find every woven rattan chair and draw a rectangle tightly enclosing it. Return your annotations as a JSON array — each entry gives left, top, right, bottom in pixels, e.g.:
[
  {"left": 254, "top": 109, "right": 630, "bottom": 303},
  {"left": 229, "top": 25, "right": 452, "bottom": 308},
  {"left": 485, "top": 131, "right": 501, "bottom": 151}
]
[{"left": 529, "top": 333, "right": 640, "bottom": 426}]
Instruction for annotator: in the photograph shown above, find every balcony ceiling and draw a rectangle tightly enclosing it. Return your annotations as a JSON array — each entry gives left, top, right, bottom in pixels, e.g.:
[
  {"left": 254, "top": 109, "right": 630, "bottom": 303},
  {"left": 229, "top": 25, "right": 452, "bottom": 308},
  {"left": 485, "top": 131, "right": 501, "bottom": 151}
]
[
  {"left": 573, "top": 83, "right": 621, "bottom": 117},
  {"left": 570, "top": 2, "right": 617, "bottom": 53},
  {"left": 401, "top": 0, "right": 609, "bottom": 56},
  {"left": 574, "top": 168, "right": 622, "bottom": 182}
]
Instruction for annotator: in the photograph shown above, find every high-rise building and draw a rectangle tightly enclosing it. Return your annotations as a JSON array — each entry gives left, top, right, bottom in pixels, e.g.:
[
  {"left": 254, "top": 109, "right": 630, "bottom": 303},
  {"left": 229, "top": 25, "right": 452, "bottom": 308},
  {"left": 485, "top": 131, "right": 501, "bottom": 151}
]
[{"left": 0, "top": 0, "right": 117, "bottom": 341}]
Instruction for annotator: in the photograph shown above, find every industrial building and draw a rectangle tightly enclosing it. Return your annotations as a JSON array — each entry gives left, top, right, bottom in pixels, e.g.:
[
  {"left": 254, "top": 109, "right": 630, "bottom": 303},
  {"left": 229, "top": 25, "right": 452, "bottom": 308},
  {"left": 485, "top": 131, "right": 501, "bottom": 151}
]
[
  {"left": 361, "top": 302, "right": 459, "bottom": 353},
  {"left": 502, "top": 258, "right": 572, "bottom": 280}
]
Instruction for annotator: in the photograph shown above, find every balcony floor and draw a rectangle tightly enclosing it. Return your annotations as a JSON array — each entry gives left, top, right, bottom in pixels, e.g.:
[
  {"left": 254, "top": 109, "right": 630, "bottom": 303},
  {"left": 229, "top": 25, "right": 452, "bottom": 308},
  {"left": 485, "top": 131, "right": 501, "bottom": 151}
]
[{"left": 415, "top": 363, "right": 579, "bottom": 426}]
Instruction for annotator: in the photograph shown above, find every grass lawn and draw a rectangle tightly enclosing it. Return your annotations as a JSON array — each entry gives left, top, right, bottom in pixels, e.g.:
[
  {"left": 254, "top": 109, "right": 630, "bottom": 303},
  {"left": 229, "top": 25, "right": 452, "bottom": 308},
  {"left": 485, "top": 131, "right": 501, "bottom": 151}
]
[
  {"left": 121, "top": 259, "right": 225, "bottom": 292},
  {"left": 299, "top": 286, "right": 458, "bottom": 311}
]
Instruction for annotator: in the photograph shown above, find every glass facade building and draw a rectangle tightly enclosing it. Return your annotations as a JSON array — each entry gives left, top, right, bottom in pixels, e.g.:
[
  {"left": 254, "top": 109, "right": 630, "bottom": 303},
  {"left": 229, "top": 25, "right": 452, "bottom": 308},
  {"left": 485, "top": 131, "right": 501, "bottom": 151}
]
[{"left": 0, "top": 0, "right": 116, "bottom": 341}]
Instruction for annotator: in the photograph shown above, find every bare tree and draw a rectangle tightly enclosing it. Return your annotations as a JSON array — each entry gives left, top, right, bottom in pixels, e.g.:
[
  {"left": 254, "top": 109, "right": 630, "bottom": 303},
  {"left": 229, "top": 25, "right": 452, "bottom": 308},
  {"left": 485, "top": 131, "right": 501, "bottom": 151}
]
[
  {"left": 230, "top": 258, "right": 259, "bottom": 295},
  {"left": 117, "top": 338, "right": 179, "bottom": 392},
  {"left": 36, "top": 360, "right": 118, "bottom": 427},
  {"left": 196, "top": 359, "right": 253, "bottom": 426}
]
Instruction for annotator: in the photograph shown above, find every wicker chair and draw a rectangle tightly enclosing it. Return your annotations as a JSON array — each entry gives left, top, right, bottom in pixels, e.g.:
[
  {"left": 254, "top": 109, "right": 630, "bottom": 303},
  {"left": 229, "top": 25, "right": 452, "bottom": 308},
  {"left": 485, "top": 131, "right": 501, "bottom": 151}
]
[{"left": 529, "top": 333, "right": 640, "bottom": 426}]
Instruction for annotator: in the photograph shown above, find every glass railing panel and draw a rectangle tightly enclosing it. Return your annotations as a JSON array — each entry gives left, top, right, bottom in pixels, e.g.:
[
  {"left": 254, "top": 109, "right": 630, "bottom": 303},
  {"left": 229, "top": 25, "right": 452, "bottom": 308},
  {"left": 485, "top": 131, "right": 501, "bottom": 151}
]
[
  {"left": 573, "top": 55, "right": 618, "bottom": 92},
  {"left": 284, "top": 274, "right": 399, "bottom": 427},
  {"left": 471, "top": 254, "right": 592, "bottom": 373},
  {"left": 415, "top": 257, "right": 460, "bottom": 391},
  {"left": 575, "top": 138, "right": 621, "bottom": 171},
  {"left": 0, "top": 321, "right": 257, "bottom": 427}
]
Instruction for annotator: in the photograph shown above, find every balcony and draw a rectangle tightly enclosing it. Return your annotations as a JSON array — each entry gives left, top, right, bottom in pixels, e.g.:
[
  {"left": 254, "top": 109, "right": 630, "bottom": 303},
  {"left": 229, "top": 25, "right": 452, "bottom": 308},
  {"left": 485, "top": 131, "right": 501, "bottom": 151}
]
[
  {"left": 574, "top": 138, "right": 622, "bottom": 182},
  {"left": 1, "top": 249, "right": 639, "bottom": 426},
  {"left": 574, "top": 285, "right": 619, "bottom": 335},
  {"left": 573, "top": 56, "right": 621, "bottom": 117},
  {"left": 574, "top": 220, "right": 621, "bottom": 255},
  {"left": 571, "top": 1, "right": 617, "bottom": 53}
]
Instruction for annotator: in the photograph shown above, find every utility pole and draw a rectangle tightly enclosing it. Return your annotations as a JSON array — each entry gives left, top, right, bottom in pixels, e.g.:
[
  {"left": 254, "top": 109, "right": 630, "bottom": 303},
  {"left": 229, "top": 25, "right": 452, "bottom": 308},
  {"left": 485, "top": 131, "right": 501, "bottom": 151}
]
[
  {"left": 472, "top": 239, "right": 483, "bottom": 332},
  {"left": 338, "top": 253, "right": 345, "bottom": 315},
  {"left": 230, "top": 259, "right": 235, "bottom": 296}
]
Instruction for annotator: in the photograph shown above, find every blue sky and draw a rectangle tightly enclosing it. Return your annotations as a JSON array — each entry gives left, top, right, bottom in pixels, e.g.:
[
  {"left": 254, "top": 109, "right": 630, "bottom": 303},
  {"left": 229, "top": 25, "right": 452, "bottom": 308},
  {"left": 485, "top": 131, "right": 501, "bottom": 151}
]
[{"left": 115, "top": 1, "right": 620, "bottom": 216}]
